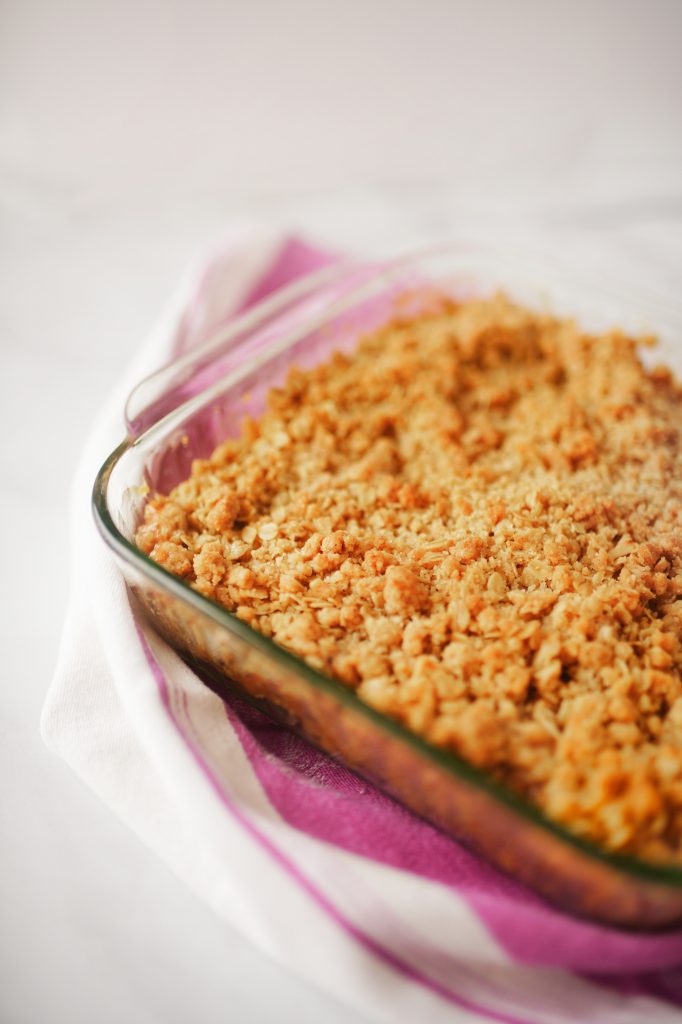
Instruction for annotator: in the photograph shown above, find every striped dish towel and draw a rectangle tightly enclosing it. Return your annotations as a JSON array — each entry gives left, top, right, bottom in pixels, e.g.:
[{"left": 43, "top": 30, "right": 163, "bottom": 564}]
[{"left": 42, "top": 231, "right": 682, "bottom": 1024}]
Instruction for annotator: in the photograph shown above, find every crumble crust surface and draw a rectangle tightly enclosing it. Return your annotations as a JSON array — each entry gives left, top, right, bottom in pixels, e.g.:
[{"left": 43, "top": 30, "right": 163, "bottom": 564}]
[{"left": 136, "top": 295, "right": 682, "bottom": 860}]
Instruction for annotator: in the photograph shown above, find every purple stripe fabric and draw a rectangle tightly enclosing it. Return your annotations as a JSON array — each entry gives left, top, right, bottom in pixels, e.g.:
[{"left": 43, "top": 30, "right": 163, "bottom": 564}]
[
  {"left": 223, "top": 694, "right": 682, "bottom": 980},
  {"left": 136, "top": 625, "right": 534, "bottom": 1024},
  {"left": 235, "top": 236, "right": 340, "bottom": 314}
]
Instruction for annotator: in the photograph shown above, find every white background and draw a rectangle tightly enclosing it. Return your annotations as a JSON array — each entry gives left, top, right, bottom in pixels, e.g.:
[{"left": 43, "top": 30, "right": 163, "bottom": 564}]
[{"left": 2, "top": 1, "right": 681, "bottom": 1021}]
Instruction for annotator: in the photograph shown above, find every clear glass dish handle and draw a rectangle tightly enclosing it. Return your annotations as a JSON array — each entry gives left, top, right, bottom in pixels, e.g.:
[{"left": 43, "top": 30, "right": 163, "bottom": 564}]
[
  {"left": 124, "top": 258, "right": 361, "bottom": 437},
  {"left": 124, "top": 241, "right": 681, "bottom": 439}
]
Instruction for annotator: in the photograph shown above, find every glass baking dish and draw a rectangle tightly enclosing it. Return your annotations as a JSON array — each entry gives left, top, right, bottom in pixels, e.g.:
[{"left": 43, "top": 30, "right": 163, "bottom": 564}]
[{"left": 93, "top": 242, "right": 682, "bottom": 929}]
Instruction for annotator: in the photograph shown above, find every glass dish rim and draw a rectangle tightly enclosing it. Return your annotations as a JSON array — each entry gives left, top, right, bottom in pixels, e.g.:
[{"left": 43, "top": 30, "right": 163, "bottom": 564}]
[{"left": 92, "top": 244, "right": 682, "bottom": 889}]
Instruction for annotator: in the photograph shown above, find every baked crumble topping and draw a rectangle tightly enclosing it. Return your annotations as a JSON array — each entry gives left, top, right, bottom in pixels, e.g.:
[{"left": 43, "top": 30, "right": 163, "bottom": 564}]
[{"left": 136, "top": 294, "right": 682, "bottom": 861}]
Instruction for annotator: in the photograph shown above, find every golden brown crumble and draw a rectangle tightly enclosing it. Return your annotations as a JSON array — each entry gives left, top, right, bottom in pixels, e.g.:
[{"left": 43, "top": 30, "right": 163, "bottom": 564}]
[{"left": 137, "top": 294, "right": 682, "bottom": 861}]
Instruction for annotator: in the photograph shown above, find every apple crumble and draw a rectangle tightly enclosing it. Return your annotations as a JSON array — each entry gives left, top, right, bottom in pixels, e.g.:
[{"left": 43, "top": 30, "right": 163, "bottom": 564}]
[{"left": 136, "top": 294, "right": 682, "bottom": 861}]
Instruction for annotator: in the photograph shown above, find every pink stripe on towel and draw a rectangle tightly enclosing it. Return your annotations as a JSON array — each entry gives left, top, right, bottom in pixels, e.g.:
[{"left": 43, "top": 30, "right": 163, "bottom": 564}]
[
  {"left": 224, "top": 693, "right": 682, "bottom": 979},
  {"left": 136, "top": 626, "right": 535, "bottom": 1024}
]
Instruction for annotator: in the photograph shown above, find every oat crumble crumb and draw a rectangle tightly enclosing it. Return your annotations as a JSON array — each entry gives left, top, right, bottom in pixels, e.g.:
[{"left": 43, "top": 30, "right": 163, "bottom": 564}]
[{"left": 137, "top": 293, "right": 682, "bottom": 861}]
